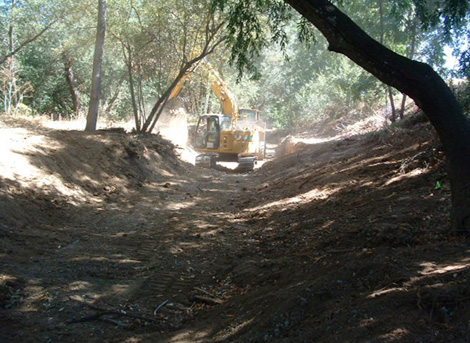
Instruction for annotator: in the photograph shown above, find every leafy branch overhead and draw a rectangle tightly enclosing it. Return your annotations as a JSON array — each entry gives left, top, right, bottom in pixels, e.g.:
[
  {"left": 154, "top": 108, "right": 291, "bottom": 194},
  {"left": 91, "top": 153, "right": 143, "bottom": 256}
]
[{"left": 211, "top": 0, "right": 469, "bottom": 77}]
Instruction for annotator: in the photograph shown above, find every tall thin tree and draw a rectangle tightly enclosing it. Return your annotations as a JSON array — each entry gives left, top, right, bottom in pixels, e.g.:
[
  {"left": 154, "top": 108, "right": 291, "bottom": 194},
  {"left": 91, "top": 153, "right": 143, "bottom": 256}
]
[{"left": 85, "top": 0, "right": 107, "bottom": 132}]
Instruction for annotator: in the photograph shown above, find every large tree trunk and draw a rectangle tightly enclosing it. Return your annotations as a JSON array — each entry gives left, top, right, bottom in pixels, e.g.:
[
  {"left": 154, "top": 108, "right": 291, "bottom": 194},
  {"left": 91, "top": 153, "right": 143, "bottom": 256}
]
[
  {"left": 85, "top": 0, "right": 107, "bottom": 132},
  {"left": 285, "top": 0, "right": 470, "bottom": 229}
]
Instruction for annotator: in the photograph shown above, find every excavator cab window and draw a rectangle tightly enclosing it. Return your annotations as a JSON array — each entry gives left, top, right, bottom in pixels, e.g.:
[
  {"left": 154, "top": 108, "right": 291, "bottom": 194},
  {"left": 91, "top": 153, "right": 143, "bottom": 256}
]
[
  {"left": 220, "top": 115, "right": 232, "bottom": 130},
  {"left": 195, "top": 115, "right": 220, "bottom": 149},
  {"left": 239, "top": 109, "right": 257, "bottom": 122}
]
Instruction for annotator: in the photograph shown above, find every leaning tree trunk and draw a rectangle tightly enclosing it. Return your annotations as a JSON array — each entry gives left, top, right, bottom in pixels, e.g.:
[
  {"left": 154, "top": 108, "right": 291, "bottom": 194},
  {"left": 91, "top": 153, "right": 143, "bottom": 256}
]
[
  {"left": 102, "top": 72, "right": 127, "bottom": 115},
  {"left": 63, "top": 53, "right": 81, "bottom": 117},
  {"left": 285, "top": 0, "right": 470, "bottom": 229}
]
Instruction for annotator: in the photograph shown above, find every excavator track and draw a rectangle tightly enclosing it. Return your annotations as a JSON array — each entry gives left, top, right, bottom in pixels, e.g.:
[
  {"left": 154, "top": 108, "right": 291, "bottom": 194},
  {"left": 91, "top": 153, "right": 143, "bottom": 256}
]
[
  {"left": 237, "top": 156, "right": 257, "bottom": 172},
  {"left": 195, "top": 154, "right": 218, "bottom": 168}
]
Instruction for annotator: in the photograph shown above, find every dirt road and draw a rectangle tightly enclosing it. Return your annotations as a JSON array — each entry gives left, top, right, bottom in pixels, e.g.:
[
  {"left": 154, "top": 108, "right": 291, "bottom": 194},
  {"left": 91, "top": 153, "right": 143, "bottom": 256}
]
[{"left": 1, "top": 116, "right": 470, "bottom": 343}]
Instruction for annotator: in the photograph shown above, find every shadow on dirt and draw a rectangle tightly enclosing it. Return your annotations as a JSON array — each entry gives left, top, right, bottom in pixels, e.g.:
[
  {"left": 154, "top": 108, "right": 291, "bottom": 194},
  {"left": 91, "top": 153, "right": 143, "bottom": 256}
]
[{"left": 153, "top": 123, "right": 470, "bottom": 343}]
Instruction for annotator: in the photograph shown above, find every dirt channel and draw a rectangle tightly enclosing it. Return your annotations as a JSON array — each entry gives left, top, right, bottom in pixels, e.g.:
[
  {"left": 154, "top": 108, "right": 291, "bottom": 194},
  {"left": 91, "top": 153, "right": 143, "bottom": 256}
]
[{"left": 1, "top": 115, "right": 470, "bottom": 343}]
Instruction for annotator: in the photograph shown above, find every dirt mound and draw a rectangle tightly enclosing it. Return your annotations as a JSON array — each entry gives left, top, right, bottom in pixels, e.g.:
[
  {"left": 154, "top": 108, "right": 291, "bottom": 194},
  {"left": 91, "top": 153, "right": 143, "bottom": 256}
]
[
  {"left": 196, "top": 119, "right": 468, "bottom": 343},
  {"left": 0, "top": 116, "right": 188, "bottom": 228}
]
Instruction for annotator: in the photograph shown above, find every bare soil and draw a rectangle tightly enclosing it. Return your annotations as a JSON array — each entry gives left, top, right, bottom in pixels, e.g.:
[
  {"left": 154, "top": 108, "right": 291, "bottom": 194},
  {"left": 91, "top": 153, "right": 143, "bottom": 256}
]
[{"left": 1, "top": 114, "right": 469, "bottom": 343}]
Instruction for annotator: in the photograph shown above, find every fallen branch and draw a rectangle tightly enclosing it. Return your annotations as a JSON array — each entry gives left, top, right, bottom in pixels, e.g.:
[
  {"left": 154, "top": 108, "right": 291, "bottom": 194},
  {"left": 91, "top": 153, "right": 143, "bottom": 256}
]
[
  {"left": 154, "top": 299, "right": 169, "bottom": 316},
  {"left": 194, "top": 295, "right": 224, "bottom": 305},
  {"left": 68, "top": 309, "right": 159, "bottom": 325},
  {"left": 312, "top": 255, "right": 326, "bottom": 265},
  {"left": 326, "top": 248, "right": 355, "bottom": 254},
  {"left": 194, "top": 287, "right": 215, "bottom": 297},
  {"left": 68, "top": 311, "right": 110, "bottom": 323},
  {"left": 101, "top": 317, "right": 129, "bottom": 328}
]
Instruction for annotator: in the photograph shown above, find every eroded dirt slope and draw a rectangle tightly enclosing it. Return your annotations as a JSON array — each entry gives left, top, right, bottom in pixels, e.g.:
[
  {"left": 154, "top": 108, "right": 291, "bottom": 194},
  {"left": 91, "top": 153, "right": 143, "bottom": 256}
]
[{"left": 1, "top": 115, "right": 469, "bottom": 343}]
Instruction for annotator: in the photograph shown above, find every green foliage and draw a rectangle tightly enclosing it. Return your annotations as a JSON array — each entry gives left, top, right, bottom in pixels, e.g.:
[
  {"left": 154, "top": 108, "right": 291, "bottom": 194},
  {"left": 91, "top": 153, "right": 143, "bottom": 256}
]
[
  {"left": 0, "top": 0, "right": 97, "bottom": 116},
  {"left": 459, "top": 50, "right": 470, "bottom": 78},
  {"left": 414, "top": 0, "right": 469, "bottom": 32},
  {"left": 0, "top": 0, "right": 468, "bottom": 129},
  {"left": 108, "top": 0, "right": 226, "bottom": 131},
  {"left": 0, "top": 0, "right": 226, "bottom": 126},
  {"left": 222, "top": 22, "right": 385, "bottom": 130},
  {"left": 212, "top": 0, "right": 295, "bottom": 79},
  {"left": 452, "top": 80, "right": 470, "bottom": 120},
  {"left": 209, "top": 0, "right": 469, "bottom": 130},
  {"left": 412, "top": 0, "right": 470, "bottom": 77}
]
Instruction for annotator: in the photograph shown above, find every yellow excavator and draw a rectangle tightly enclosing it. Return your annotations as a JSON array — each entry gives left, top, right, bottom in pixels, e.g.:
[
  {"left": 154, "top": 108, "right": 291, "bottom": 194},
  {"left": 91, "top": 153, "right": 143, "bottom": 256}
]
[{"left": 169, "top": 64, "right": 266, "bottom": 171}]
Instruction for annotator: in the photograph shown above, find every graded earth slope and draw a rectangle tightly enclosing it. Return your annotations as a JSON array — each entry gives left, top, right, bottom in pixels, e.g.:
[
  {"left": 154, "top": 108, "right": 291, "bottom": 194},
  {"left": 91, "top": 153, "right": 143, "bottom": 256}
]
[{"left": 1, "top": 115, "right": 469, "bottom": 343}]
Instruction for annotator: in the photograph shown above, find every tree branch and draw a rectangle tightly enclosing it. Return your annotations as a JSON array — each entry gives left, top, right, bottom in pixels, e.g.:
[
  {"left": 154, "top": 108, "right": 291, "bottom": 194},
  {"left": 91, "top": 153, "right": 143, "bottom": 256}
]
[{"left": 0, "top": 20, "right": 58, "bottom": 65}]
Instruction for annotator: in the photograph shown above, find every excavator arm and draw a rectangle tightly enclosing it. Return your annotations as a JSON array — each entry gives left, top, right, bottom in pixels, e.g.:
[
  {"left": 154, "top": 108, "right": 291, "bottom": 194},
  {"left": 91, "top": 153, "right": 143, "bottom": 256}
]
[
  {"left": 206, "top": 69, "right": 239, "bottom": 121},
  {"left": 168, "top": 62, "right": 240, "bottom": 122}
]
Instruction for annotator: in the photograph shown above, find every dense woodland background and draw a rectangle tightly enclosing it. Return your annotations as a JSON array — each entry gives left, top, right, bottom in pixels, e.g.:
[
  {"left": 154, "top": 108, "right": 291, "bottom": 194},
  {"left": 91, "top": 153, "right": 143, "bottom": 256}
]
[{"left": 1, "top": 0, "right": 469, "bottom": 131}]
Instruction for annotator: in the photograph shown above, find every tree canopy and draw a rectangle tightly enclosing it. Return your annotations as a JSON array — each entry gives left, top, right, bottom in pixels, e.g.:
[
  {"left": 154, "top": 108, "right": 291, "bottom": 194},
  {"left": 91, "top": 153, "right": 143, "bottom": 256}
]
[{"left": 1, "top": 0, "right": 468, "bottom": 124}]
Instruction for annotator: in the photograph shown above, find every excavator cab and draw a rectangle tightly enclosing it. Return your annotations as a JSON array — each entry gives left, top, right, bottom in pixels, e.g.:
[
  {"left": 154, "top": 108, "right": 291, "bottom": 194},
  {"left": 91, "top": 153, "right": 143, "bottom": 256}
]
[{"left": 194, "top": 115, "right": 221, "bottom": 150}]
